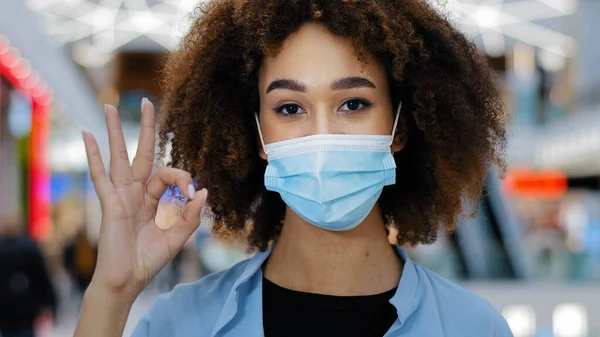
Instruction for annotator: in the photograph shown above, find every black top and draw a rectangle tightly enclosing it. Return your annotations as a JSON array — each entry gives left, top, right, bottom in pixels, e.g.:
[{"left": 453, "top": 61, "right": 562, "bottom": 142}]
[
  {"left": 262, "top": 277, "right": 398, "bottom": 337},
  {"left": 0, "top": 235, "right": 57, "bottom": 332}
]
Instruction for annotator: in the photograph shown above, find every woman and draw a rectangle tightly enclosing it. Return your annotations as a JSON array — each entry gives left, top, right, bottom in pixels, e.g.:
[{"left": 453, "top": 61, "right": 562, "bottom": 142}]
[{"left": 75, "top": 0, "right": 511, "bottom": 336}]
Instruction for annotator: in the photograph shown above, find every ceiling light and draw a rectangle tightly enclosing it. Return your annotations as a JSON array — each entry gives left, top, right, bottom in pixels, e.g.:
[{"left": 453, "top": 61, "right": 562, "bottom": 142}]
[
  {"left": 429, "top": 0, "right": 577, "bottom": 70},
  {"left": 553, "top": 303, "right": 588, "bottom": 337},
  {"left": 502, "top": 305, "right": 536, "bottom": 337},
  {"left": 27, "top": 0, "right": 578, "bottom": 68}
]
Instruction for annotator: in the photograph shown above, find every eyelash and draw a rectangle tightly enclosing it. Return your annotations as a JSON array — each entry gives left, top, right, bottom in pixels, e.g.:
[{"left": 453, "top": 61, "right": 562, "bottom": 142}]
[
  {"left": 340, "top": 98, "right": 373, "bottom": 112},
  {"left": 272, "top": 103, "right": 304, "bottom": 116},
  {"left": 273, "top": 98, "right": 373, "bottom": 117}
]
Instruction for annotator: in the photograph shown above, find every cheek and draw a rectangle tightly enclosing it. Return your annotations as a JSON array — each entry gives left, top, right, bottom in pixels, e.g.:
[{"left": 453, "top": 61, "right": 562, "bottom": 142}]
[
  {"left": 260, "top": 117, "right": 306, "bottom": 144},
  {"left": 353, "top": 119, "right": 389, "bottom": 135},
  {"left": 344, "top": 111, "right": 395, "bottom": 135}
]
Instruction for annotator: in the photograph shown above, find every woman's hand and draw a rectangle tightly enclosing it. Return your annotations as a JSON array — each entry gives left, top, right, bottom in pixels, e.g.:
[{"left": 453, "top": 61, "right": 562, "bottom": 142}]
[{"left": 82, "top": 99, "right": 207, "bottom": 302}]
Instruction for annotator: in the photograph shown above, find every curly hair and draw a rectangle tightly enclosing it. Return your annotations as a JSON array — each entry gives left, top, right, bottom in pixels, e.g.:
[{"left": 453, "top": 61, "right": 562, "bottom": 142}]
[{"left": 158, "top": 0, "right": 507, "bottom": 252}]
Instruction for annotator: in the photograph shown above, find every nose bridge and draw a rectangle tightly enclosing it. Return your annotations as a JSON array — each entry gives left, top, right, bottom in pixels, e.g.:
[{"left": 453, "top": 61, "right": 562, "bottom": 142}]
[{"left": 311, "top": 104, "right": 335, "bottom": 135}]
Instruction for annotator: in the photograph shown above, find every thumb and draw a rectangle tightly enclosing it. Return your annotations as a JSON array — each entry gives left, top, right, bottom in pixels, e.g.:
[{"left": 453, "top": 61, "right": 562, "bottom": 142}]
[{"left": 165, "top": 188, "right": 208, "bottom": 252}]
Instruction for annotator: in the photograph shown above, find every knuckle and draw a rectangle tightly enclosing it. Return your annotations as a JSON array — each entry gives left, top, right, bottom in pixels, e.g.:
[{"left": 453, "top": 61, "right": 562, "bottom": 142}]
[
  {"left": 132, "top": 152, "right": 154, "bottom": 166},
  {"left": 121, "top": 177, "right": 134, "bottom": 186},
  {"left": 178, "top": 172, "right": 192, "bottom": 186},
  {"left": 110, "top": 123, "right": 123, "bottom": 132},
  {"left": 180, "top": 210, "right": 195, "bottom": 225},
  {"left": 87, "top": 149, "right": 100, "bottom": 157},
  {"left": 104, "top": 189, "right": 120, "bottom": 199},
  {"left": 154, "top": 167, "right": 191, "bottom": 185},
  {"left": 118, "top": 150, "right": 129, "bottom": 160},
  {"left": 142, "top": 150, "right": 155, "bottom": 162}
]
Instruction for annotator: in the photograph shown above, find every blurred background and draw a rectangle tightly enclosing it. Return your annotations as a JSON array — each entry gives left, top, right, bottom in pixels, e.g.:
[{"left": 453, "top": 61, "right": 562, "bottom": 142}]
[{"left": 0, "top": 0, "right": 598, "bottom": 336}]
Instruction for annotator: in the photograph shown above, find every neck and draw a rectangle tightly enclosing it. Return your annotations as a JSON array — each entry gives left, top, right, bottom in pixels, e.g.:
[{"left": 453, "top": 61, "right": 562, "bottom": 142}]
[{"left": 264, "top": 204, "right": 402, "bottom": 296}]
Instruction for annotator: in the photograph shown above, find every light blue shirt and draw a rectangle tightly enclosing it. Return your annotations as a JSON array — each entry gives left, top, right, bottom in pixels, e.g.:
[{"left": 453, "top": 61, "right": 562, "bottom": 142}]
[{"left": 132, "top": 245, "right": 513, "bottom": 336}]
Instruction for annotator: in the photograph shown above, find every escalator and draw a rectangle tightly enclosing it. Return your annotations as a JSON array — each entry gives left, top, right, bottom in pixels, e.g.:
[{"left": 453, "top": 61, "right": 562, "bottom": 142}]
[{"left": 409, "top": 168, "right": 529, "bottom": 281}]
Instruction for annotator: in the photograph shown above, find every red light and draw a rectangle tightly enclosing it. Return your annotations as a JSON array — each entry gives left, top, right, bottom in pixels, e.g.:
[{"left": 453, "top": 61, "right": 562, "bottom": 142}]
[
  {"left": 21, "top": 74, "right": 40, "bottom": 90},
  {"left": 12, "top": 60, "right": 31, "bottom": 80},
  {"left": 1, "top": 47, "right": 21, "bottom": 68},
  {"left": 32, "top": 84, "right": 46, "bottom": 98},
  {"left": 0, "top": 38, "right": 52, "bottom": 242},
  {"left": 503, "top": 169, "right": 568, "bottom": 199},
  {"left": 29, "top": 100, "right": 52, "bottom": 241}
]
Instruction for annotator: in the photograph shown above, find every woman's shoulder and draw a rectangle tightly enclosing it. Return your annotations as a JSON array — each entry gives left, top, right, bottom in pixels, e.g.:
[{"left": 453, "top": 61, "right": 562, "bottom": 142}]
[
  {"left": 131, "top": 258, "right": 253, "bottom": 337},
  {"left": 412, "top": 263, "right": 513, "bottom": 336}
]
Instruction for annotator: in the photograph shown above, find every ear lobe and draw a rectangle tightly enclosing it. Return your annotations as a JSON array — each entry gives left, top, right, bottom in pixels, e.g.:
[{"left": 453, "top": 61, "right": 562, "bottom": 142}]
[
  {"left": 391, "top": 135, "right": 406, "bottom": 153},
  {"left": 391, "top": 118, "right": 408, "bottom": 154}
]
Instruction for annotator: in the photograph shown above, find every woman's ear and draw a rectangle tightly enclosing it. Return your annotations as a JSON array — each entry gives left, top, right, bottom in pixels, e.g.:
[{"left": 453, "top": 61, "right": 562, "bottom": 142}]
[{"left": 391, "top": 117, "right": 407, "bottom": 153}]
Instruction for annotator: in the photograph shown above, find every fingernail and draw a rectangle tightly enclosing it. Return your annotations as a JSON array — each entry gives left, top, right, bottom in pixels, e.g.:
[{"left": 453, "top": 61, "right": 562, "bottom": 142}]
[
  {"left": 81, "top": 129, "right": 86, "bottom": 136},
  {"left": 141, "top": 97, "right": 148, "bottom": 111},
  {"left": 187, "top": 184, "right": 196, "bottom": 200},
  {"left": 104, "top": 104, "right": 112, "bottom": 115},
  {"left": 201, "top": 189, "right": 208, "bottom": 206}
]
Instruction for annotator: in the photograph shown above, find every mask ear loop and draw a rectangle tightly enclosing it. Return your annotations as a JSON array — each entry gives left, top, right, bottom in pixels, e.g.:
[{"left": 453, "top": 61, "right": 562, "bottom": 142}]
[
  {"left": 254, "top": 113, "right": 269, "bottom": 156},
  {"left": 389, "top": 102, "right": 402, "bottom": 146}
]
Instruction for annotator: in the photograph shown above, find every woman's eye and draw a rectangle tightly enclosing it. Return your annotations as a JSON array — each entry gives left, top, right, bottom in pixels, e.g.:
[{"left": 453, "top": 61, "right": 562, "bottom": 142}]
[
  {"left": 340, "top": 99, "right": 372, "bottom": 112},
  {"left": 273, "top": 104, "right": 304, "bottom": 115}
]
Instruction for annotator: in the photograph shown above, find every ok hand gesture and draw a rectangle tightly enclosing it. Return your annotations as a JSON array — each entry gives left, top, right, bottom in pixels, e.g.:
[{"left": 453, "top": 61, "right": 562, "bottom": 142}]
[{"left": 82, "top": 99, "right": 207, "bottom": 302}]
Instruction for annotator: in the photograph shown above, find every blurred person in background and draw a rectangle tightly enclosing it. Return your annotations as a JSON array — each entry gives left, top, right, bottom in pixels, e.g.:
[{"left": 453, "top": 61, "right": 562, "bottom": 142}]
[
  {"left": 1, "top": 79, "right": 11, "bottom": 117},
  {"left": 74, "top": 1, "right": 512, "bottom": 336},
  {"left": 0, "top": 214, "right": 57, "bottom": 337},
  {"left": 63, "top": 226, "right": 97, "bottom": 307}
]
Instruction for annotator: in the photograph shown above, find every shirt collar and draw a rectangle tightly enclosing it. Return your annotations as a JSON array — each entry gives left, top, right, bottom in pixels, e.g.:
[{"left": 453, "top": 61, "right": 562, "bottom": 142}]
[
  {"left": 212, "top": 244, "right": 421, "bottom": 336},
  {"left": 211, "top": 246, "right": 274, "bottom": 336},
  {"left": 389, "top": 245, "right": 422, "bottom": 326},
  {"left": 234, "top": 245, "right": 273, "bottom": 290}
]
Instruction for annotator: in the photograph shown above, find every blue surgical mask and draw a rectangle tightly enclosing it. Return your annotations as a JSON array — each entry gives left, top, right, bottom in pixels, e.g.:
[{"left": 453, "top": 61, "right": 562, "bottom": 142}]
[{"left": 256, "top": 104, "right": 401, "bottom": 231}]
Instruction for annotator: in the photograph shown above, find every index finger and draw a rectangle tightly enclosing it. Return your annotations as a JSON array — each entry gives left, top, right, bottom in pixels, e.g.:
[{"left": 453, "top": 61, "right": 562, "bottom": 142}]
[{"left": 145, "top": 167, "right": 195, "bottom": 205}]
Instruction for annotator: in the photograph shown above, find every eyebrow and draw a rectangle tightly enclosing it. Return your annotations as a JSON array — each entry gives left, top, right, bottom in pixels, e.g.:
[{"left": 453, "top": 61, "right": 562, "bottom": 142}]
[
  {"left": 266, "top": 79, "right": 306, "bottom": 93},
  {"left": 331, "top": 76, "right": 376, "bottom": 90},
  {"left": 265, "top": 76, "right": 376, "bottom": 94}
]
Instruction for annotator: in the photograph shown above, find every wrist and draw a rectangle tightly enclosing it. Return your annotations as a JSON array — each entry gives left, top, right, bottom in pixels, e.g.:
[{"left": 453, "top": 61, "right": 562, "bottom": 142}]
[
  {"left": 75, "top": 281, "right": 135, "bottom": 337},
  {"left": 84, "top": 281, "right": 137, "bottom": 308}
]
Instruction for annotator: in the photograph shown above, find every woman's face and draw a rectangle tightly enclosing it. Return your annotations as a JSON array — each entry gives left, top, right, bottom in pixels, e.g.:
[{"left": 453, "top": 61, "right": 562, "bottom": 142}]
[{"left": 258, "top": 24, "right": 404, "bottom": 160}]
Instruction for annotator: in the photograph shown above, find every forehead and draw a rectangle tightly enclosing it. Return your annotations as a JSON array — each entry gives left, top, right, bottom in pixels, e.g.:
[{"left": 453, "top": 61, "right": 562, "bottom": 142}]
[{"left": 259, "top": 24, "right": 386, "bottom": 85}]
